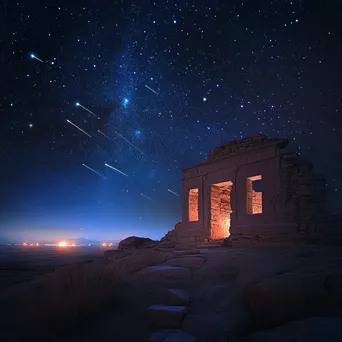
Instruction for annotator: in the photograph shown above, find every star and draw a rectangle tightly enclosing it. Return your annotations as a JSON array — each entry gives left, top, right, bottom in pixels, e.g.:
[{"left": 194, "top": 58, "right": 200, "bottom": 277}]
[{"left": 123, "top": 98, "right": 129, "bottom": 108}]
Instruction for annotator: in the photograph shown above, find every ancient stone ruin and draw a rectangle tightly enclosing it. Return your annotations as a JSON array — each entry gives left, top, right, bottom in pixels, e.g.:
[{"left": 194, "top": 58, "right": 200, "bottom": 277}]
[{"left": 170, "top": 134, "right": 333, "bottom": 245}]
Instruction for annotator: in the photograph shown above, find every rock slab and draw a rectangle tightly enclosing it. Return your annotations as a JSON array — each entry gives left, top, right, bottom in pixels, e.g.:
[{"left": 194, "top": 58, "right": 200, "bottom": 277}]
[
  {"left": 146, "top": 305, "right": 188, "bottom": 328},
  {"left": 164, "top": 257, "right": 205, "bottom": 269},
  {"left": 165, "top": 289, "right": 190, "bottom": 306},
  {"left": 244, "top": 317, "right": 342, "bottom": 342}
]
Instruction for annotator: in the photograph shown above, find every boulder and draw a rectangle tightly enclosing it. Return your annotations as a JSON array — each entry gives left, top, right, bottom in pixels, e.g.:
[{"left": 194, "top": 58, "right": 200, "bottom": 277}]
[
  {"left": 146, "top": 305, "right": 188, "bottom": 329},
  {"left": 246, "top": 271, "right": 335, "bottom": 328},
  {"left": 161, "top": 227, "right": 179, "bottom": 244},
  {"left": 165, "top": 289, "right": 190, "bottom": 306},
  {"left": 164, "top": 257, "right": 205, "bottom": 269},
  {"left": 118, "top": 236, "right": 156, "bottom": 250},
  {"left": 244, "top": 317, "right": 342, "bottom": 342}
]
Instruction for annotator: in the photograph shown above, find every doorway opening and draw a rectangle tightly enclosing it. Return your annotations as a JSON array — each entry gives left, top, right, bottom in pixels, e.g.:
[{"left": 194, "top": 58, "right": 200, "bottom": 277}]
[{"left": 210, "top": 181, "right": 233, "bottom": 240}]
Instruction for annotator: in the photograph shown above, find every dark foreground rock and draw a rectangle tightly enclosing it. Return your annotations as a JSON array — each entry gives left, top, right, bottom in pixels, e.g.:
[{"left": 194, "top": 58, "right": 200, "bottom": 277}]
[
  {"left": 242, "top": 317, "right": 342, "bottom": 342},
  {"left": 182, "top": 284, "right": 252, "bottom": 341},
  {"left": 164, "top": 256, "right": 205, "bottom": 269},
  {"left": 326, "top": 272, "right": 342, "bottom": 304},
  {"left": 165, "top": 289, "right": 190, "bottom": 306},
  {"left": 246, "top": 271, "right": 335, "bottom": 328},
  {"left": 118, "top": 236, "right": 157, "bottom": 250},
  {"left": 104, "top": 249, "right": 167, "bottom": 274},
  {"left": 149, "top": 329, "right": 196, "bottom": 342},
  {"left": 146, "top": 305, "right": 188, "bottom": 328}
]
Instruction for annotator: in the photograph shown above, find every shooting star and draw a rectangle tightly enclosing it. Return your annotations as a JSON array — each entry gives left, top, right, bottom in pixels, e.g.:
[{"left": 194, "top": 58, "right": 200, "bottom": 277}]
[
  {"left": 75, "top": 102, "right": 97, "bottom": 118},
  {"left": 98, "top": 130, "right": 116, "bottom": 143},
  {"left": 114, "top": 131, "right": 155, "bottom": 162},
  {"left": 66, "top": 119, "right": 91, "bottom": 137},
  {"left": 141, "top": 193, "right": 156, "bottom": 203},
  {"left": 167, "top": 189, "right": 180, "bottom": 196},
  {"left": 30, "top": 53, "right": 44, "bottom": 63},
  {"left": 105, "top": 163, "right": 129, "bottom": 177},
  {"left": 145, "top": 85, "right": 159, "bottom": 95},
  {"left": 82, "top": 163, "right": 106, "bottom": 179}
]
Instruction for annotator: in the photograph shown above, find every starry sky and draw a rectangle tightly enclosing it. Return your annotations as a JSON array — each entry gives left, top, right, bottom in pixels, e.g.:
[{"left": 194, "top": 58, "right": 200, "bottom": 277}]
[{"left": 1, "top": 0, "right": 341, "bottom": 242}]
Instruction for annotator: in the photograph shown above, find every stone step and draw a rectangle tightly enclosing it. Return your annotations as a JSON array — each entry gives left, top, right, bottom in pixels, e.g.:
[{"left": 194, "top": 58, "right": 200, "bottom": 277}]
[
  {"left": 165, "top": 289, "right": 190, "bottom": 306},
  {"left": 148, "top": 329, "right": 196, "bottom": 342},
  {"left": 146, "top": 305, "right": 188, "bottom": 329},
  {"left": 148, "top": 329, "right": 180, "bottom": 342},
  {"left": 144, "top": 265, "right": 187, "bottom": 271}
]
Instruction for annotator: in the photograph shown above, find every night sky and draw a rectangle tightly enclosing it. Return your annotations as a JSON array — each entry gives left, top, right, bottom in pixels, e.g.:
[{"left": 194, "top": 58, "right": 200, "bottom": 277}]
[{"left": 1, "top": 0, "right": 341, "bottom": 241}]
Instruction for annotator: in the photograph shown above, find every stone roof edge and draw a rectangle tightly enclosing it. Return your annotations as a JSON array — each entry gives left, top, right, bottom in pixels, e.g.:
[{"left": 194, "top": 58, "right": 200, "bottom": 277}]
[{"left": 183, "top": 137, "right": 288, "bottom": 172}]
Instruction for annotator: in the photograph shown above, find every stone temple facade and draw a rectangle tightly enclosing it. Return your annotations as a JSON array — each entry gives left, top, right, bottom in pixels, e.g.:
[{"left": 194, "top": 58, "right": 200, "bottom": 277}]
[{"left": 171, "top": 134, "right": 330, "bottom": 245}]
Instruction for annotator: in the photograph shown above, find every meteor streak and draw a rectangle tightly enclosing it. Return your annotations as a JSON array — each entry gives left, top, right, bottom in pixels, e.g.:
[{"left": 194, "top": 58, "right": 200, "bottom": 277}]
[
  {"left": 98, "top": 130, "right": 115, "bottom": 143},
  {"left": 145, "top": 84, "right": 159, "bottom": 95},
  {"left": 114, "top": 131, "right": 155, "bottom": 162},
  {"left": 167, "top": 189, "right": 180, "bottom": 196},
  {"left": 82, "top": 164, "right": 106, "bottom": 179},
  {"left": 75, "top": 102, "right": 97, "bottom": 117},
  {"left": 66, "top": 119, "right": 91, "bottom": 137},
  {"left": 99, "top": 130, "right": 154, "bottom": 162},
  {"left": 140, "top": 193, "right": 156, "bottom": 203},
  {"left": 30, "top": 53, "right": 43, "bottom": 63},
  {"left": 105, "top": 163, "right": 129, "bottom": 177},
  {"left": 114, "top": 131, "right": 143, "bottom": 152}
]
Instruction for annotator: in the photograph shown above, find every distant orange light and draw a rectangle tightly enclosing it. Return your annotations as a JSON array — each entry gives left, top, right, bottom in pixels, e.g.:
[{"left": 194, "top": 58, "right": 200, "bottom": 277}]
[
  {"left": 23, "top": 242, "right": 27, "bottom": 246},
  {"left": 58, "top": 241, "right": 68, "bottom": 247},
  {"left": 71, "top": 243, "right": 75, "bottom": 247},
  {"left": 36, "top": 243, "right": 39, "bottom": 246},
  {"left": 102, "top": 243, "right": 107, "bottom": 247}
]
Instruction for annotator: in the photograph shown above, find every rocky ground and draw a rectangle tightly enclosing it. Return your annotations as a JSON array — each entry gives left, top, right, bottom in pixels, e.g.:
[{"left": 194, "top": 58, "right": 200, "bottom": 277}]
[{"left": 2, "top": 242, "right": 342, "bottom": 341}]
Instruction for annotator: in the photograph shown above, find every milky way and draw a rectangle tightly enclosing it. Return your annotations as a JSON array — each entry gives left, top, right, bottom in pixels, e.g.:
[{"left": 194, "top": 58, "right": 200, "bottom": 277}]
[{"left": 1, "top": 1, "right": 341, "bottom": 240}]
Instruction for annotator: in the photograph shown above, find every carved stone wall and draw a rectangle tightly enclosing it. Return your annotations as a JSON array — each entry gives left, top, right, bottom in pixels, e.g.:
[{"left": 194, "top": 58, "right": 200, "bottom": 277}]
[{"left": 279, "top": 153, "right": 327, "bottom": 231}]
